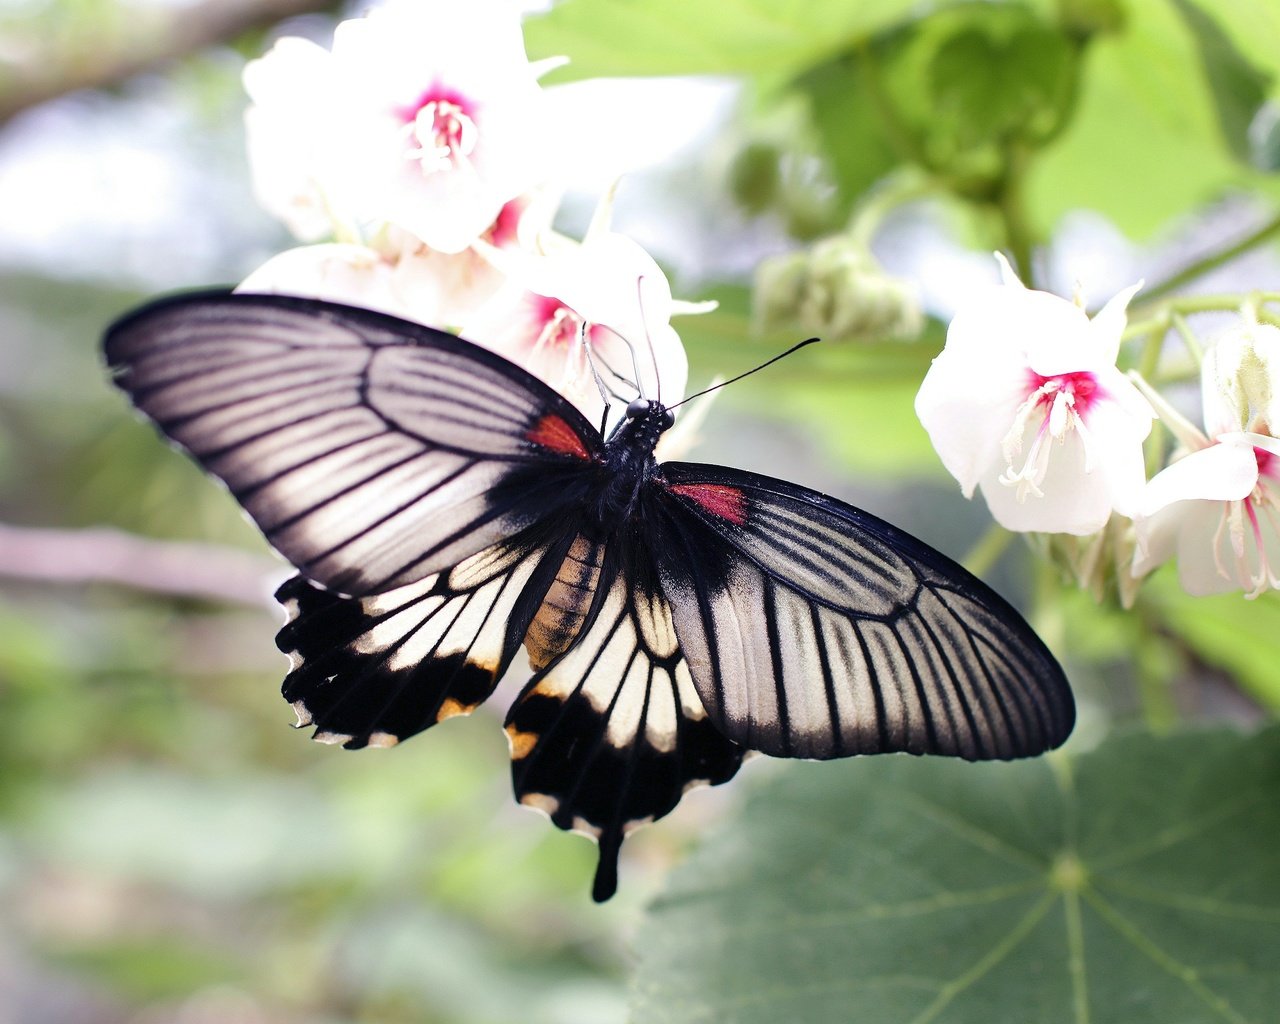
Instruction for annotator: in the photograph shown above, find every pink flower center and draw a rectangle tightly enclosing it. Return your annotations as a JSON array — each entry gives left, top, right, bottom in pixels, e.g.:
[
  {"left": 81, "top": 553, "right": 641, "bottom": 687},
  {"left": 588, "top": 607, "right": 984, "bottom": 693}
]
[
  {"left": 489, "top": 197, "right": 527, "bottom": 248},
  {"left": 999, "top": 370, "right": 1104, "bottom": 501},
  {"left": 1028, "top": 370, "right": 1099, "bottom": 416},
  {"left": 1255, "top": 444, "right": 1278, "bottom": 481},
  {"left": 533, "top": 295, "right": 581, "bottom": 349},
  {"left": 397, "top": 85, "right": 478, "bottom": 174},
  {"left": 526, "top": 296, "right": 609, "bottom": 389},
  {"left": 530, "top": 296, "right": 605, "bottom": 349}
]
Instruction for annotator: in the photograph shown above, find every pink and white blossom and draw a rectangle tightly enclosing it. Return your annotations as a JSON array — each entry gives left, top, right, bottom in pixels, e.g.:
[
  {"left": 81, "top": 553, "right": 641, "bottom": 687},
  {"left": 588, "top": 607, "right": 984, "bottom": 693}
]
[
  {"left": 460, "top": 231, "right": 690, "bottom": 425},
  {"left": 236, "top": 196, "right": 540, "bottom": 328},
  {"left": 243, "top": 0, "right": 561, "bottom": 252},
  {"left": 915, "top": 255, "right": 1153, "bottom": 535},
  {"left": 237, "top": 241, "right": 415, "bottom": 316},
  {"left": 1133, "top": 324, "right": 1280, "bottom": 597}
]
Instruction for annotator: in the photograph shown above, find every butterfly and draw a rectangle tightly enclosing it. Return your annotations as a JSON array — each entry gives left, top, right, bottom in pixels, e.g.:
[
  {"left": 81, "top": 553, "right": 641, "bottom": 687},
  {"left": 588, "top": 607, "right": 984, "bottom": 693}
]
[{"left": 104, "top": 291, "right": 1074, "bottom": 901}]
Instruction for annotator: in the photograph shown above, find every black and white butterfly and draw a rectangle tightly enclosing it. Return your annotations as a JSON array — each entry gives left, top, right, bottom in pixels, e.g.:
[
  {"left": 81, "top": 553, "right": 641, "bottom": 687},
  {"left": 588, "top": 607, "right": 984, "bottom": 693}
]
[{"left": 104, "top": 291, "right": 1074, "bottom": 901}]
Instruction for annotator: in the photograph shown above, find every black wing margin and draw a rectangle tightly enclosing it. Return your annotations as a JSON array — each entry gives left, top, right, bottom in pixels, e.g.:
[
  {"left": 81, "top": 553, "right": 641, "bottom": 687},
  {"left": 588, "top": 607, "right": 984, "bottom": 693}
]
[
  {"left": 504, "top": 546, "right": 745, "bottom": 901},
  {"left": 104, "top": 291, "right": 601, "bottom": 595},
  {"left": 650, "top": 463, "right": 1074, "bottom": 762}
]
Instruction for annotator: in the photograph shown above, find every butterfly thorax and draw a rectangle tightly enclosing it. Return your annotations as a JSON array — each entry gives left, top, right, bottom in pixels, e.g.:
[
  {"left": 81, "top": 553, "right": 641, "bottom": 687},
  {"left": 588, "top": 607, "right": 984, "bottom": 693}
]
[
  {"left": 590, "top": 402, "right": 670, "bottom": 528},
  {"left": 523, "top": 403, "right": 670, "bottom": 669}
]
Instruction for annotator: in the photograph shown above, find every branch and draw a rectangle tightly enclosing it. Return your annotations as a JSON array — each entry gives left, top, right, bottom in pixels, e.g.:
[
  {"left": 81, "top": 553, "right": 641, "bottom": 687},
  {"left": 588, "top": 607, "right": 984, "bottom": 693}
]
[
  {"left": 0, "top": 0, "right": 337, "bottom": 128},
  {"left": 1140, "top": 212, "right": 1280, "bottom": 303},
  {"left": 0, "top": 522, "right": 288, "bottom": 609}
]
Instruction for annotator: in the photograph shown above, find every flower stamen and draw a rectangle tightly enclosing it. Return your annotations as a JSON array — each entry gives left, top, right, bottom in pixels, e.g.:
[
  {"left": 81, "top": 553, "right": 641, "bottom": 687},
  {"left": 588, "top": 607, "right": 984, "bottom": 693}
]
[
  {"left": 999, "top": 371, "right": 1102, "bottom": 502},
  {"left": 402, "top": 98, "right": 479, "bottom": 175}
]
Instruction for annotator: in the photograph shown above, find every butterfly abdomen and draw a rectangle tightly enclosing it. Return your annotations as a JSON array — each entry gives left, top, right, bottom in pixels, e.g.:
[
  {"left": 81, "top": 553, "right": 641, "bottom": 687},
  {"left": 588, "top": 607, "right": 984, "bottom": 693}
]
[{"left": 524, "top": 534, "right": 607, "bottom": 669}]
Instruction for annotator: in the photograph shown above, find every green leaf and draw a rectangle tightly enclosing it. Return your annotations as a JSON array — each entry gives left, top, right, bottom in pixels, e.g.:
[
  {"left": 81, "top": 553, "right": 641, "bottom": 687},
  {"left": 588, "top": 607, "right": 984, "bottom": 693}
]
[
  {"left": 522, "top": 0, "right": 921, "bottom": 81},
  {"left": 795, "top": 5, "right": 1079, "bottom": 212},
  {"left": 795, "top": 56, "right": 901, "bottom": 216},
  {"left": 1164, "top": 0, "right": 1280, "bottom": 102},
  {"left": 922, "top": 12, "right": 1076, "bottom": 151},
  {"left": 1026, "top": 1, "right": 1249, "bottom": 238},
  {"left": 633, "top": 728, "right": 1280, "bottom": 1024},
  {"left": 1169, "top": 0, "right": 1271, "bottom": 161}
]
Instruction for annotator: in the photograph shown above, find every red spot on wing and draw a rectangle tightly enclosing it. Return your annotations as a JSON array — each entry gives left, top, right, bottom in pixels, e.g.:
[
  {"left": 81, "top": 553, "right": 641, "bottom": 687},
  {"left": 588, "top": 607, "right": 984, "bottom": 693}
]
[
  {"left": 527, "top": 414, "right": 590, "bottom": 459},
  {"left": 670, "top": 483, "right": 748, "bottom": 525}
]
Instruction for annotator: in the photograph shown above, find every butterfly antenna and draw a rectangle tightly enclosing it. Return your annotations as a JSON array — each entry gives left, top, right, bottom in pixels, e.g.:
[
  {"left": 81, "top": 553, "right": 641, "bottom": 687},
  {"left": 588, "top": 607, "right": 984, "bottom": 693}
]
[
  {"left": 666, "top": 337, "right": 821, "bottom": 411},
  {"left": 636, "top": 275, "right": 663, "bottom": 405},
  {"left": 580, "top": 320, "right": 615, "bottom": 418},
  {"left": 591, "top": 345, "right": 639, "bottom": 394}
]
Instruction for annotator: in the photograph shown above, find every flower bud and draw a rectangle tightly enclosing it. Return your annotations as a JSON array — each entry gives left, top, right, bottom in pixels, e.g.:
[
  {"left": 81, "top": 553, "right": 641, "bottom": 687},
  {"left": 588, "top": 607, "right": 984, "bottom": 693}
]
[
  {"left": 1202, "top": 322, "right": 1280, "bottom": 433},
  {"left": 754, "top": 234, "right": 922, "bottom": 342}
]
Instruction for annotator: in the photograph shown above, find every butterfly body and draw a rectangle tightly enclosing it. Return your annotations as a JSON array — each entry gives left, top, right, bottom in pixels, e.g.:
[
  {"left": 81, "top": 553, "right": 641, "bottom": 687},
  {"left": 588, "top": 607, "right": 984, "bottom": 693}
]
[{"left": 104, "top": 291, "right": 1075, "bottom": 902}]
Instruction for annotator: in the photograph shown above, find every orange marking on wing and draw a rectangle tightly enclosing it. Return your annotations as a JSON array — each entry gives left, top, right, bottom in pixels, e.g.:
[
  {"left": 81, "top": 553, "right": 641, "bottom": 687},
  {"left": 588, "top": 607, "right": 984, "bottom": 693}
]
[
  {"left": 527, "top": 414, "right": 590, "bottom": 459},
  {"left": 669, "top": 483, "right": 748, "bottom": 524}
]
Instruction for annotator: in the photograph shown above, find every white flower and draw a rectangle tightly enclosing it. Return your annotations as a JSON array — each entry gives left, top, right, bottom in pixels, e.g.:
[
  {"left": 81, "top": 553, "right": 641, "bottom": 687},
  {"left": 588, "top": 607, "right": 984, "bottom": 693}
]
[
  {"left": 237, "top": 242, "right": 412, "bottom": 316},
  {"left": 460, "top": 231, "right": 689, "bottom": 426},
  {"left": 915, "top": 254, "right": 1153, "bottom": 535},
  {"left": 236, "top": 197, "right": 541, "bottom": 328},
  {"left": 1133, "top": 323, "right": 1280, "bottom": 597},
  {"left": 243, "top": 0, "right": 560, "bottom": 252}
]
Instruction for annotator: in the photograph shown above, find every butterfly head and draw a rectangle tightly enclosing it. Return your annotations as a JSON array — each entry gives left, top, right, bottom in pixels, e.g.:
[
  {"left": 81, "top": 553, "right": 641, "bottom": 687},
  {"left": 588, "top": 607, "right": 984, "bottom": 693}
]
[{"left": 625, "top": 397, "right": 675, "bottom": 432}]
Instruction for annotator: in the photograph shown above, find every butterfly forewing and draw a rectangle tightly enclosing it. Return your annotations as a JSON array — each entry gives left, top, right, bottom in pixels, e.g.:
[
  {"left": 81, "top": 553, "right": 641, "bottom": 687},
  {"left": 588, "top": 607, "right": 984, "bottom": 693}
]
[
  {"left": 505, "top": 546, "right": 745, "bottom": 901},
  {"left": 651, "top": 463, "right": 1074, "bottom": 762},
  {"left": 104, "top": 292, "right": 601, "bottom": 595}
]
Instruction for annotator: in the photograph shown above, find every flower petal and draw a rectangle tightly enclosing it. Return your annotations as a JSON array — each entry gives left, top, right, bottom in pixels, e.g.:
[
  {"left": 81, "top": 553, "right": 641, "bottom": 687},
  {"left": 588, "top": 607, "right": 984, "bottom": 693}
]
[
  {"left": 993, "top": 251, "right": 1024, "bottom": 289},
  {"left": 1084, "top": 280, "right": 1142, "bottom": 365},
  {"left": 977, "top": 430, "right": 1115, "bottom": 535},
  {"left": 1131, "top": 501, "right": 1183, "bottom": 578},
  {"left": 1173, "top": 501, "right": 1247, "bottom": 596},
  {"left": 1083, "top": 396, "right": 1152, "bottom": 517},
  {"left": 914, "top": 343, "right": 1028, "bottom": 496},
  {"left": 1139, "top": 439, "right": 1259, "bottom": 517},
  {"left": 236, "top": 244, "right": 406, "bottom": 315}
]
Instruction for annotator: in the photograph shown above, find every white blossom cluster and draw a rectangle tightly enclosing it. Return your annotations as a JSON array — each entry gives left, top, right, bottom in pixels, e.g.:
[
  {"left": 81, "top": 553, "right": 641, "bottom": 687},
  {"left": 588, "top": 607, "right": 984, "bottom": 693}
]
[
  {"left": 236, "top": 0, "right": 701, "bottom": 430},
  {"left": 915, "top": 255, "right": 1280, "bottom": 600},
  {"left": 236, "top": 1, "right": 1280, "bottom": 603}
]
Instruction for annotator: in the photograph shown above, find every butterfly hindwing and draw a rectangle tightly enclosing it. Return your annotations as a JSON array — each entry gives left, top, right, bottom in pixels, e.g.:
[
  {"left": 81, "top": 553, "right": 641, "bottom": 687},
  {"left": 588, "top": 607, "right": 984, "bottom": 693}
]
[
  {"left": 650, "top": 463, "right": 1075, "bottom": 762},
  {"left": 504, "top": 544, "right": 746, "bottom": 901},
  {"left": 276, "top": 528, "right": 578, "bottom": 749},
  {"left": 104, "top": 292, "right": 601, "bottom": 595}
]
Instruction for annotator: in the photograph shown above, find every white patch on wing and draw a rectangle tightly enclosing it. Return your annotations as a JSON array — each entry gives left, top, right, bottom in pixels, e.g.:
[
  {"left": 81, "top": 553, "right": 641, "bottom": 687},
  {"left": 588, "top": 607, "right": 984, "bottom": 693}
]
[
  {"left": 601, "top": 650, "right": 649, "bottom": 751},
  {"left": 674, "top": 664, "right": 705, "bottom": 720},
  {"left": 816, "top": 609, "right": 879, "bottom": 750},
  {"left": 642, "top": 669, "right": 678, "bottom": 753},
  {"left": 344, "top": 544, "right": 542, "bottom": 673},
  {"left": 634, "top": 586, "right": 678, "bottom": 657},
  {"left": 772, "top": 585, "right": 828, "bottom": 740},
  {"left": 521, "top": 792, "right": 560, "bottom": 816}
]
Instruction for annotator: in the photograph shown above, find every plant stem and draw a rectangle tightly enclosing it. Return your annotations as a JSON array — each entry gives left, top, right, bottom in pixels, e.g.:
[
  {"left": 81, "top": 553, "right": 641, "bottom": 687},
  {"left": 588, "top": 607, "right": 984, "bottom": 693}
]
[
  {"left": 962, "top": 522, "right": 1013, "bottom": 578},
  {"left": 1141, "top": 213, "right": 1280, "bottom": 302},
  {"left": 1170, "top": 312, "right": 1202, "bottom": 362},
  {"left": 1132, "top": 599, "right": 1180, "bottom": 732},
  {"left": 995, "top": 147, "right": 1035, "bottom": 284}
]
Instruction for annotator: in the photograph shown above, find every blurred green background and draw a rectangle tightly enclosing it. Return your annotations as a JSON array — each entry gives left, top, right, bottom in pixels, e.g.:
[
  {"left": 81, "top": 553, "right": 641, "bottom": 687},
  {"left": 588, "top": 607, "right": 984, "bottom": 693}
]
[{"left": 2, "top": 1, "right": 1279, "bottom": 1022}]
